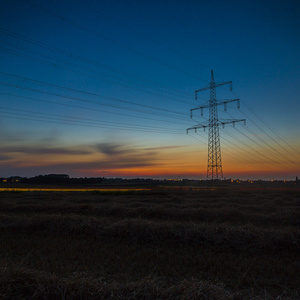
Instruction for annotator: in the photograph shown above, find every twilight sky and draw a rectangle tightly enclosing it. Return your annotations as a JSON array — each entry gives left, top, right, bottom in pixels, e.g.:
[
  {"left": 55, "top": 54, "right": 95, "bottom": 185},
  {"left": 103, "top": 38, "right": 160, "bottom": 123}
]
[{"left": 0, "top": 0, "right": 299, "bottom": 180}]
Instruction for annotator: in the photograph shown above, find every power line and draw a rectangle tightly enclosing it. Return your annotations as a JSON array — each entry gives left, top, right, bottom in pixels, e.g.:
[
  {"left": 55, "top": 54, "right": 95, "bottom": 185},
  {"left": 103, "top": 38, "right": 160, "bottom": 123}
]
[
  {"left": 231, "top": 89, "right": 299, "bottom": 157},
  {"left": 20, "top": 0, "right": 206, "bottom": 81},
  {"left": 225, "top": 110, "right": 298, "bottom": 165},
  {"left": 0, "top": 107, "right": 183, "bottom": 134},
  {"left": 228, "top": 128, "right": 295, "bottom": 172},
  {"left": 0, "top": 106, "right": 181, "bottom": 131},
  {"left": 220, "top": 133, "right": 283, "bottom": 169},
  {"left": 241, "top": 104, "right": 300, "bottom": 156},
  {"left": 0, "top": 71, "right": 187, "bottom": 117},
  {"left": 220, "top": 129, "right": 262, "bottom": 162},
  {"left": 223, "top": 127, "right": 299, "bottom": 172},
  {"left": 0, "top": 114, "right": 182, "bottom": 134},
  {"left": 78, "top": 0, "right": 211, "bottom": 71},
  {"left": 0, "top": 42, "right": 195, "bottom": 104},
  {"left": 190, "top": 131, "right": 266, "bottom": 174},
  {"left": 0, "top": 92, "right": 190, "bottom": 126},
  {"left": 0, "top": 82, "right": 190, "bottom": 122},
  {"left": 0, "top": 28, "right": 195, "bottom": 100},
  {"left": 239, "top": 109, "right": 299, "bottom": 160},
  {"left": 243, "top": 125, "right": 297, "bottom": 165},
  {"left": 187, "top": 133, "right": 207, "bottom": 145}
]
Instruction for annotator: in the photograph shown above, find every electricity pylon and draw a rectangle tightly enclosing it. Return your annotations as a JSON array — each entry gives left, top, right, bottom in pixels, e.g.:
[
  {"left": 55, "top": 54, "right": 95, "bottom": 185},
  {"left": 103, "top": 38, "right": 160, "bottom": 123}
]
[{"left": 187, "top": 70, "right": 245, "bottom": 180}]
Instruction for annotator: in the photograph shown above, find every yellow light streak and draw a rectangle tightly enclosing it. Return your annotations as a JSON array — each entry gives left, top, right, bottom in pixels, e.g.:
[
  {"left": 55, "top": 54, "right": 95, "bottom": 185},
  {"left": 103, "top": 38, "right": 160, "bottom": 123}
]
[{"left": 0, "top": 188, "right": 150, "bottom": 192}]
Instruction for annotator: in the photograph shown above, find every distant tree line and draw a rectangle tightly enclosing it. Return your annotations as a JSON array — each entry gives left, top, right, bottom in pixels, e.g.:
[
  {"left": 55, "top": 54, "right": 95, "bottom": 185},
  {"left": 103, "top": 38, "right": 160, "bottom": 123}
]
[
  {"left": 1, "top": 174, "right": 299, "bottom": 186},
  {"left": 20, "top": 174, "right": 104, "bottom": 185}
]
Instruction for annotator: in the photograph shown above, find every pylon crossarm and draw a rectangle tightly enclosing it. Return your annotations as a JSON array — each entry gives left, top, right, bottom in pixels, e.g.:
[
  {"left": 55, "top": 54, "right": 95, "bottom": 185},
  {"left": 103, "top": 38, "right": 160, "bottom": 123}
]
[
  {"left": 195, "top": 84, "right": 212, "bottom": 100},
  {"left": 216, "top": 99, "right": 240, "bottom": 111},
  {"left": 214, "top": 81, "right": 233, "bottom": 90},
  {"left": 195, "top": 85, "right": 210, "bottom": 94},
  {"left": 218, "top": 119, "right": 246, "bottom": 128},
  {"left": 192, "top": 99, "right": 240, "bottom": 116},
  {"left": 195, "top": 81, "right": 232, "bottom": 99},
  {"left": 190, "top": 107, "right": 201, "bottom": 118},
  {"left": 187, "top": 123, "right": 208, "bottom": 133}
]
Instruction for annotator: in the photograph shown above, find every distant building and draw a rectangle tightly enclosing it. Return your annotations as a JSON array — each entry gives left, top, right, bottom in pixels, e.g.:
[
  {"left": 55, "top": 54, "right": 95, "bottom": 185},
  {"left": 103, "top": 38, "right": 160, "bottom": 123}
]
[{"left": 8, "top": 176, "right": 22, "bottom": 182}]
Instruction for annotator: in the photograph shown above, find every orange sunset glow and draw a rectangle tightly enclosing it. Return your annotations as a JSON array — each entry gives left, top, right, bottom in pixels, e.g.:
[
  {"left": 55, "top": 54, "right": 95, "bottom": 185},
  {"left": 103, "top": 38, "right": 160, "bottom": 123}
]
[{"left": 1, "top": 137, "right": 298, "bottom": 180}]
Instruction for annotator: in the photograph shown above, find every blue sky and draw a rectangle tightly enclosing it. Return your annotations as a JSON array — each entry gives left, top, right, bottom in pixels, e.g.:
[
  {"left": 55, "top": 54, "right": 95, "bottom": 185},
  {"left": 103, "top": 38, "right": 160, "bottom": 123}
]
[{"left": 0, "top": 0, "right": 299, "bottom": 179}]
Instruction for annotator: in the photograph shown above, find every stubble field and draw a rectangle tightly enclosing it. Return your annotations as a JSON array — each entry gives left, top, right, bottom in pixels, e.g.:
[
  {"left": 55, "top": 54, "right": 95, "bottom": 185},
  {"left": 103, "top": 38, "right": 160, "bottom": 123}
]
[{"left": 0, "top": 188, "right": 299, "bottom": 299}]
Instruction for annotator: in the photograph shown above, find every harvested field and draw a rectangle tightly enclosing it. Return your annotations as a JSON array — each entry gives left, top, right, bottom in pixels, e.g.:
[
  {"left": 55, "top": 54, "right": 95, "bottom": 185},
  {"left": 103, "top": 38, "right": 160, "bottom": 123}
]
[{"left": 0, "top": 188, "right": 299, "bottom": 299}]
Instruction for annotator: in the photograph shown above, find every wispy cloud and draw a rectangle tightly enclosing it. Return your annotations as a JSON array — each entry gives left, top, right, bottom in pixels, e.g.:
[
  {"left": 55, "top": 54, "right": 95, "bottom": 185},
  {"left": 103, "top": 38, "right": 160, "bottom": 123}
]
[
  {"left": 1, "top": 146, "right": 91, "bottom": 155},
  {"left": 0, "top": 123, "right": 61, "bottom": 144},
  {"left": 0, "top": 154, "right": 11, "bottom": 161},
  {"left": 144, "top": 145, "right": 183, "bottom": 151},
  {"left": 0, "top": 137, "right": 162, "bottom": 177},
  {"left": 94, "top": 142, "right": 131, "bottom": 156}
]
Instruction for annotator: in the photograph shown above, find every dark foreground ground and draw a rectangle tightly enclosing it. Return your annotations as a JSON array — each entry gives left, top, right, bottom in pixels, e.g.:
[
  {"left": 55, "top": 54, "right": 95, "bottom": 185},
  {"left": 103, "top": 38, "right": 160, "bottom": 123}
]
[{"left": 0, "top": 188, "right": 299, "bottom": 299}]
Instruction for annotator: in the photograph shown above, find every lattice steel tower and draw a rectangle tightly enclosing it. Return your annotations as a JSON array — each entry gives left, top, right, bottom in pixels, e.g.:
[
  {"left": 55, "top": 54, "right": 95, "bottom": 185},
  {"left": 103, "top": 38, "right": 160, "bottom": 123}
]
[{"left": 187, "top": 70, "right": 245, "bottom": 180}]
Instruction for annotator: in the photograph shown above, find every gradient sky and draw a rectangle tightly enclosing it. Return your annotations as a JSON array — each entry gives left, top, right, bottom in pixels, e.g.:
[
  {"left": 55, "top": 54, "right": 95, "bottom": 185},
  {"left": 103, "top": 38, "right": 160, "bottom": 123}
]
[{"left": 0, "top": 0, "right": 299, "bottom": 180}]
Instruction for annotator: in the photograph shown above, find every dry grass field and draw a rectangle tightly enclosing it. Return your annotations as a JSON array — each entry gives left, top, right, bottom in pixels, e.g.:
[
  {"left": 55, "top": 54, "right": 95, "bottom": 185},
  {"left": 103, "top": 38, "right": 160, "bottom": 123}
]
[{"left": 0, "top": 188, "right": 299, "bottom": 299}]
